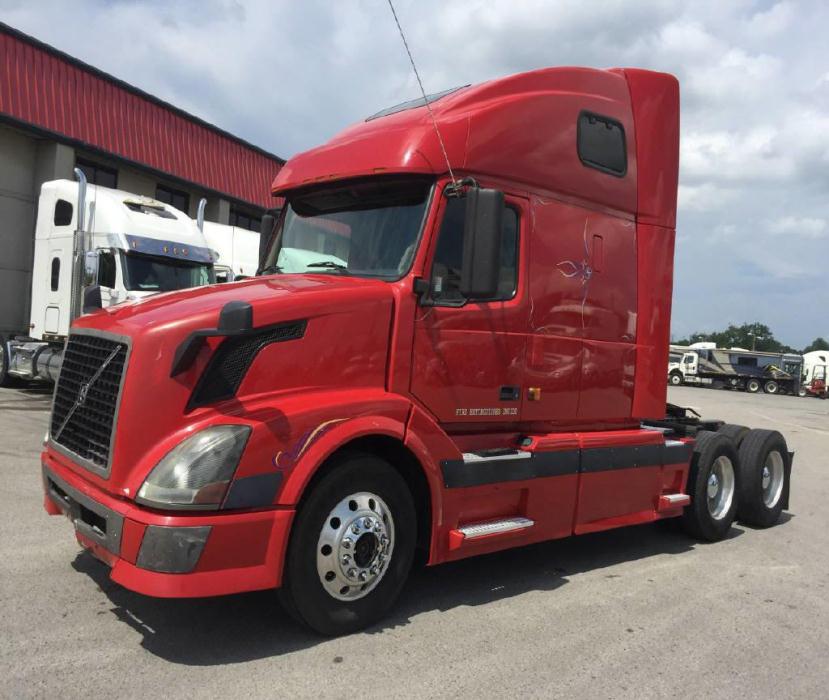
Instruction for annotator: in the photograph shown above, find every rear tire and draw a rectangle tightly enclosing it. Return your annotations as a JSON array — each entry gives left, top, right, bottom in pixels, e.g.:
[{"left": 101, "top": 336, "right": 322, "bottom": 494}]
[
  {"left": 763, "top": 380, "right": 779, "bottom": 395},
  {"left": 746, "top": 378, "right": 761, "bottom": 393},
  {"left": 737, "top": 429, "right": 789, "bottom": 528},
  {"left": 278, "top": 452, "right": 416, "bottom": 636},
  {"left": 682, "top": 431, "right": 739, "bottom": 542},
  {"left": 717, "top": 423, "right": 750, "bottom": 448}
]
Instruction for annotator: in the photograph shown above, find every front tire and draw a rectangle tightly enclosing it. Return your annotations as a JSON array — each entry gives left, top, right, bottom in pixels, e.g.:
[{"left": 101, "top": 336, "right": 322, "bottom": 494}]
[
  {"left": 669, "top": 372, "right": 683, "bottom": 386},
  {"left": 737, "top": 429, "right": 789, "bottom": 528},
  {"left": 682, "top": 431, "right": 739, "bottom": 542},
  {"left": 279, "top": 452, "right": 416, "bottom": 636}
]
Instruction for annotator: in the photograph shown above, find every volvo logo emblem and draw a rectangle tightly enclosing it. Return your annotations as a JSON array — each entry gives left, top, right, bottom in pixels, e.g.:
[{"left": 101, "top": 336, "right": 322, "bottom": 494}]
[{"left": 75, "top": 380, "right": 92, "bottom": 408}]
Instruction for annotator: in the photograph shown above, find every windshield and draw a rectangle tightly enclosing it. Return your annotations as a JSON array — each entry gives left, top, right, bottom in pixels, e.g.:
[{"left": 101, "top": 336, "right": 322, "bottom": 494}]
[
  {"left": 122, "top": 252, "right": 215, "bottom": 291},
  {"left": 261, "top": 179, "right": 432, "bottom": 280}
]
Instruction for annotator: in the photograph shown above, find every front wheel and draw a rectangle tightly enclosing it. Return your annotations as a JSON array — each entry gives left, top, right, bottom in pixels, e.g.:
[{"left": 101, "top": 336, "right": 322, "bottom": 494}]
[
  {"left": 682, "top": 431, "right": 739, "bottom": 542},
  {"left": 669, "top": 372, "right": 683, "bottom": 386},
  {"left": 279, "top": 453, "right": 416, "bottom": 636}
]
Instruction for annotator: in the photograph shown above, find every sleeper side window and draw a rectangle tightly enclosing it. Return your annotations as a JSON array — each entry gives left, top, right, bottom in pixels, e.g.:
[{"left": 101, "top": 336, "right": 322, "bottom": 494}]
[
  {"left": 54, "top": 200, "right": 73, "bottom": 226},
  {"left": 577, "top": 111, "right": 627, "bottom": 177},
  {"left": 429, "top": 196, "right": 518, "bottom": 304},
  {"left": 50, "top": 257, "right": 60, "bottom": 291}
]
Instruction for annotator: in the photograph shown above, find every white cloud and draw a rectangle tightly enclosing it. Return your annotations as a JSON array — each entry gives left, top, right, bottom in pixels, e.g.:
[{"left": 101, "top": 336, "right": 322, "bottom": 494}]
[{"left": 768, "top": 216, "right": 827, "bottom": 238}]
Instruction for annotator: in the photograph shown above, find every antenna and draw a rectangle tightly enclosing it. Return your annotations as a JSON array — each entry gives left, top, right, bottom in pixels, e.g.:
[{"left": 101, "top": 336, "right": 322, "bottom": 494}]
[{"left": 386, "top": 0, "right": 458, "bottom": 188}]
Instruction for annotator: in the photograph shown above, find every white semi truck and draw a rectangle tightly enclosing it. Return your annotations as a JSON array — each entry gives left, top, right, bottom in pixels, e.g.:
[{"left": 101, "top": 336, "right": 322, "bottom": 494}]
[
  {"left": 0, "top": 170, "right": 215, "bottom": 384},
  {"left": 202, "top": 221, "right": 261, "bottom": 283}
]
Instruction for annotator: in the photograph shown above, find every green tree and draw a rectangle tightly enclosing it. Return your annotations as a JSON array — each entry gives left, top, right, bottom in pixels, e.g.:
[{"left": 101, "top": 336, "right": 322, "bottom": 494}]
[
  {"left": 675, "top": 322, "right": 796, "bottom": 353},
  {"left": 803, "top": 337, "right": 829, "bottom": 353}
]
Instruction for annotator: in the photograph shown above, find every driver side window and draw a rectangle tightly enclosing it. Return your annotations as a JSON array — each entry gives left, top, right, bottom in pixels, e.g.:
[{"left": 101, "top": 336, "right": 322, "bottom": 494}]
[{"left": 430, "top": 197, "right": 518, "bottom": 304}]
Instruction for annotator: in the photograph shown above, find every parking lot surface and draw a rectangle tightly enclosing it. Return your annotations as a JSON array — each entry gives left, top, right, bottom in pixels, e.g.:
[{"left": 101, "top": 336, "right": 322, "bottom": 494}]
[{"left": 1, "top": 384, "right": 828, "bottom": 699}]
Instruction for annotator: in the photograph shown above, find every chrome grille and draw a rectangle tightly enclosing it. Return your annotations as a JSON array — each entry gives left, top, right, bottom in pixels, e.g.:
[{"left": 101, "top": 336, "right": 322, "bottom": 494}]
[{"left": 50, "top": 333, "right": 128, "bottom": 472}]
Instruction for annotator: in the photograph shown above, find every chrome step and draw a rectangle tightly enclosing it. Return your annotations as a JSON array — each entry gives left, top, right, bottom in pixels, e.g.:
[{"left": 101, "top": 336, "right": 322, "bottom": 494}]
[
  {"left": 658, "top": 493, "right": 691, "bottom": 511},
  {"left": 462, "top": 450, "right": 531, "bottom": 463},
  {"left": 457, "top": 517, "right": 535, "bottom": 539}
]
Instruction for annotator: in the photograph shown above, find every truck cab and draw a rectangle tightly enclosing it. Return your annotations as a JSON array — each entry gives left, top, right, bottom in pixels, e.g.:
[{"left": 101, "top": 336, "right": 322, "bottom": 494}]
[
  {"left": 4, "top": 178, "right": 214, "bottom": 382},
  {"left": 40, "top": 67, "right": 793, "bottom": 636}
]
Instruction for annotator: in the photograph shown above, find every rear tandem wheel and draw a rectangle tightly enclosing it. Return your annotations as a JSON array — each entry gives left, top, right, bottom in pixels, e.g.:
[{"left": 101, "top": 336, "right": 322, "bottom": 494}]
[
  {"left": 736, "top": 429, "right": 789, "bottom": 528},
  {"left": 682, "top": 431, "right": 739, "bottom": 542}
]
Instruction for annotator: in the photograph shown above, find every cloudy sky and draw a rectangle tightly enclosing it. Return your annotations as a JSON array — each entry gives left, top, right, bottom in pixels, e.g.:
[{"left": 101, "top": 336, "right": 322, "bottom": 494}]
[{"left": 3, "top": 0, "right": 827, "bottom": 347}]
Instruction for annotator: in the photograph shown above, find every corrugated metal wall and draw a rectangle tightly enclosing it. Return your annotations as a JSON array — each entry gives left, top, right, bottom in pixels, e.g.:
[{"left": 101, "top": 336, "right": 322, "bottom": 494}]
[{"left": 0, "top": 27, "right": 282, "bottom": 209}]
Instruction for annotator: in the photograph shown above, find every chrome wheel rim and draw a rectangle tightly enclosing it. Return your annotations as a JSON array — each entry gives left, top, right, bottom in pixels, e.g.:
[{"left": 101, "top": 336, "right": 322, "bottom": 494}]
[
  {"left": 707, "top": 455, "right": 735, "bottom": 520},
  {"left": 316, "top": 491, "right": 394, "bottom": 601},
  {"left": 762, "top": 450, "right": 785, "bottom": 508}
]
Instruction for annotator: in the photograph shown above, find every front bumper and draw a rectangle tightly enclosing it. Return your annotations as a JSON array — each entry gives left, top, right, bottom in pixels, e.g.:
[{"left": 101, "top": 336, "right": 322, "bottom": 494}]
[{"left": 42, "top": 453, "right": 294, "bottom": 598}]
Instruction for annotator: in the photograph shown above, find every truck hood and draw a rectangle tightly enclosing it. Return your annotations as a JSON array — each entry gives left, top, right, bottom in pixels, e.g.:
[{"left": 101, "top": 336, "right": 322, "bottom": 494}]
[{"left": 63, "top": 274, "right": 396, "bottom": 496}]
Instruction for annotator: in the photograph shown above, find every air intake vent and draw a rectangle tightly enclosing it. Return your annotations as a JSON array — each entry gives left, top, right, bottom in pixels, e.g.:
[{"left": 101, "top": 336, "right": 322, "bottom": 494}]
[
  {"left": 189, "top": 321, "right": 306, "bottom": 409},
  {"left": 50, "top": 332, "right": 129, "bottom": 475}
]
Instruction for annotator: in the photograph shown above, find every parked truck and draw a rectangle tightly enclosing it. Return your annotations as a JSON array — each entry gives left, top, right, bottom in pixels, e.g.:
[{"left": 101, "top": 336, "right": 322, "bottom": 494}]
[
  {"left": 0, "top": 172, "right": 215, "bottom": 384},
  {"left": 802, "top": 350, "right": 828, "bottom": 398},
  {"left": 202, "top": 221, "right": 261, "bottom": 283},
  {"left": 40, "top": 67, "right": 793, "bottom": 636},
  {"left": 672, "top": 347, "right": 803, "bottom": 395}
]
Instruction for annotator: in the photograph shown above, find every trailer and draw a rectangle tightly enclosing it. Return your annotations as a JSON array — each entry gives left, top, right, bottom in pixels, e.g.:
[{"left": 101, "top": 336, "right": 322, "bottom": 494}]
[
  {"left": 0, "top": 172, "right": 215, "bottom": 384},
  {"left": 39, "top": 67, "right": 793, "bottom": 636},
  {"left": 674, "top": 347, "right": 803, "bottom": 395}
]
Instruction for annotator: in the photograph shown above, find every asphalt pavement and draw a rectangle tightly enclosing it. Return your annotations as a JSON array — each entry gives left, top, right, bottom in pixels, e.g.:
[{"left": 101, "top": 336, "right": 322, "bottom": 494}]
[{"left": 1, "top": 383, "right": 828, "bottom": 699}]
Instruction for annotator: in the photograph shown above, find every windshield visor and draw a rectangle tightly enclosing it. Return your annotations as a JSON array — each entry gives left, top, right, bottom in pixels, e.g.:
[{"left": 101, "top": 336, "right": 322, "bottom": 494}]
[{"left": 262, "top": 179, "right": 432, "bottom": 279}]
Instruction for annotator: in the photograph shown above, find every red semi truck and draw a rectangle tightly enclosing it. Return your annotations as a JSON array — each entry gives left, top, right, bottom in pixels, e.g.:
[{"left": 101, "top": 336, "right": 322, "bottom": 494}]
[{"left": 41, "top": 67, "right": 792, "bottom": 635}]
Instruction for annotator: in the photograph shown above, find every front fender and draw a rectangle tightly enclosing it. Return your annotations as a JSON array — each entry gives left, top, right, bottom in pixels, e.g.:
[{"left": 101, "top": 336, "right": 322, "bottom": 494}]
[{"left": 276, "top": 411, "right": 409, "bottom": 505}]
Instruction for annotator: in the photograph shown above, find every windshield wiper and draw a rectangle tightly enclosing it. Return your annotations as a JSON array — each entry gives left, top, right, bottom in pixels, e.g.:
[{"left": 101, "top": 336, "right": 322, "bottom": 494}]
[{"left": 306, "top": 261, "right": 349, "bottom": 273}]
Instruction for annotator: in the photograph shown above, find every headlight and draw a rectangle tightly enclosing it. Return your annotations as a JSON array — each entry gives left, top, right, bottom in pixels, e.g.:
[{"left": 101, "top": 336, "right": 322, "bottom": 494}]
[{"left": 136, "top": 425, "right": 251, "bottom": 509}]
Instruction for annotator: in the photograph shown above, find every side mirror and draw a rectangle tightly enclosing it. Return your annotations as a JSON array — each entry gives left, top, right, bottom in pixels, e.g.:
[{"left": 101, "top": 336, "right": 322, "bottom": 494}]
[
  {"left": 259, "top": 214, "right": 275, "bottom": 269},
  {"left": 218, "top": 300, "right": 253, "bottom": 334},
  {"left": 82, "top": 284, "right": 102, "bottom": 314},
  {"left": 459, "top": 188, "right": 504, "bottom": 298},
  {"left": 83, "top": 250, "right": 99, "bottom": 286}
]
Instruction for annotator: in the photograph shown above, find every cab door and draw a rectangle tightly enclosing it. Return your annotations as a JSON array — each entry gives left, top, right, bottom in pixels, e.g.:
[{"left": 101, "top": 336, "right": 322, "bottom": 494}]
[{"left": 410, "top": 191, "right": 528, "bottom": 426}]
